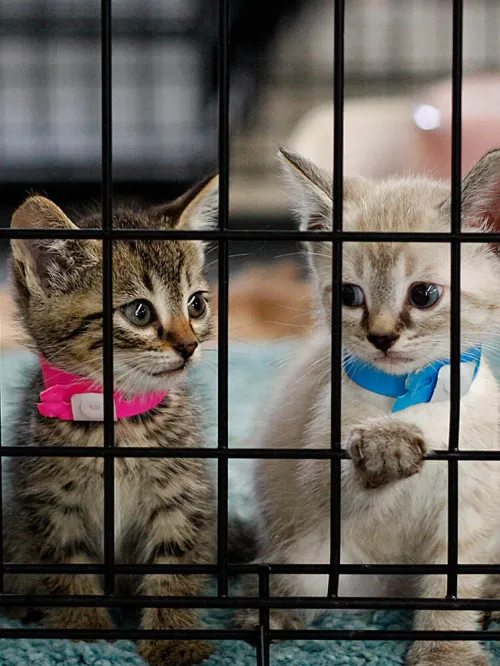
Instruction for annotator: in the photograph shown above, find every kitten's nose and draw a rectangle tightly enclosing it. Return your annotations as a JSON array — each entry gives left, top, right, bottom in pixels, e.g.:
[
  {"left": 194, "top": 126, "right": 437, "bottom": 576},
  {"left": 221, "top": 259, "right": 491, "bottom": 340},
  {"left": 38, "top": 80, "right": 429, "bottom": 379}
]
[
  {"left": 173, "top": 340, "right": 198, "bottom": 360},
  {"left": 367, "top": 333, "right": 400, "bottom": 353}
]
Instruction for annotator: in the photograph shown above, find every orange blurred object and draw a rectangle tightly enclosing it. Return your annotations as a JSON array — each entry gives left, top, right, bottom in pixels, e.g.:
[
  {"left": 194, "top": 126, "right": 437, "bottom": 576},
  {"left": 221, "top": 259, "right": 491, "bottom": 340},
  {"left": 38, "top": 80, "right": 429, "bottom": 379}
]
[{"left": 410, "top": 74, "right": 500, "bottom": 179}]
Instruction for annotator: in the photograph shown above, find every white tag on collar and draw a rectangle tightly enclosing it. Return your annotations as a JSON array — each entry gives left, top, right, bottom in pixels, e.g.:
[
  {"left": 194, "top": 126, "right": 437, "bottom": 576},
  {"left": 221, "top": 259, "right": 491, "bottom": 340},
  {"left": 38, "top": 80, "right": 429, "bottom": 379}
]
[
  {"left": 430, "top": 362, "right": 477, "bottom": 403},
  {"left": 71, "top": 393, "right": 118, "bottom": 421}
]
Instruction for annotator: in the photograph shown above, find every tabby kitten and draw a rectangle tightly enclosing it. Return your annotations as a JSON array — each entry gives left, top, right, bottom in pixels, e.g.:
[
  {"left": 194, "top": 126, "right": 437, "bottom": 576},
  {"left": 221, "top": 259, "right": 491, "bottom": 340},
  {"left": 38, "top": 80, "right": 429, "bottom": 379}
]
[
  {"left": 236, "top": 149, "right": 500, "bottom": 666},
  {"left": 5, "top": 177, "right": 218, "bottom": 666}
]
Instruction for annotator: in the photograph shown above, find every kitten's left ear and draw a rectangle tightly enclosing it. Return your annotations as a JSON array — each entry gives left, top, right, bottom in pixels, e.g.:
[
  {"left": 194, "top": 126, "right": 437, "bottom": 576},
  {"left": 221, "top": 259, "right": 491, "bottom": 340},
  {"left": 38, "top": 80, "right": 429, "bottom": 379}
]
[{"left": 442, "top": 149, "right": 500, "bottom": 234}]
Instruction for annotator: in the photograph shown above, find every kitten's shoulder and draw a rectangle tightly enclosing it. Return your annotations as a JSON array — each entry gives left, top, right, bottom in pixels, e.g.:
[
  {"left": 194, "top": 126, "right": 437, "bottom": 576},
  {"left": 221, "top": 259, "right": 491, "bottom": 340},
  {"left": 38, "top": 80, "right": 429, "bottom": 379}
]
[{"left": 256, "top": 329, "right": 330, "bottom": 452}]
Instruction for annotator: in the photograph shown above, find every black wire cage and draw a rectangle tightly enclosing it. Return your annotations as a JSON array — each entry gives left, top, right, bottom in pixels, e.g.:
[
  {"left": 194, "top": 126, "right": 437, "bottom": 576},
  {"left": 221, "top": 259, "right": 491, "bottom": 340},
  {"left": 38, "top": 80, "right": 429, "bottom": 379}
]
[{"left": 1, "top": 0, "right": 500, "bottom": 664}]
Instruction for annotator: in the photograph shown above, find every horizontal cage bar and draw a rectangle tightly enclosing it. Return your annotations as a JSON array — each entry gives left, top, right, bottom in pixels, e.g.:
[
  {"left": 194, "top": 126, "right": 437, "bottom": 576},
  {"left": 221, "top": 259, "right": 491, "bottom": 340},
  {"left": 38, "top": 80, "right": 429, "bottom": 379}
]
[
  {"left": 0, "top": 628, "right": 498, "bottom": 642},
  {"left": 1, "top": 594, "right": 500, "bottom": 612},
  {"left": 1, "top": 447, "right": 500, "bottom": 460},
  {"left": 4, "top": 562, "right": 500, "bottom": 576},
  {"left": 1, "top": 229, "right": 500, "bottom": 242}
]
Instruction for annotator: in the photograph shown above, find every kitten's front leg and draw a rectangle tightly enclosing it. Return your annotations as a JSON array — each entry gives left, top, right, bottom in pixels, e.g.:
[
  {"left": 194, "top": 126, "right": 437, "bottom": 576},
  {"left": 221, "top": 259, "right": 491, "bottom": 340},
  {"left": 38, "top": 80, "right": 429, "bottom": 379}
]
[
  {"left": 407, "top": 573, "right": 488, "bottom": 666},
  {"left": 346, "top": 418, "right": 426, "bottom": 489},
  {"left": 135, "top": 475, "right": 214, "bottom": 666},
  {"left": 16, "top": 481, "right": 114, "bottom": 635},
  {"left": 139, "top": 588, "right": 214, "bottom": 666}
]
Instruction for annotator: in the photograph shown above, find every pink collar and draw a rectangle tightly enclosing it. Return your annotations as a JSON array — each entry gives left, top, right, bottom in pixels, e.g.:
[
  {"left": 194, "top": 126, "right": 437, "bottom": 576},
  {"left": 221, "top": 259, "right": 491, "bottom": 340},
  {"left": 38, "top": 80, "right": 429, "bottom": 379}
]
[{"left": 37, "top": 356, "right": 168, "bottom": 422}]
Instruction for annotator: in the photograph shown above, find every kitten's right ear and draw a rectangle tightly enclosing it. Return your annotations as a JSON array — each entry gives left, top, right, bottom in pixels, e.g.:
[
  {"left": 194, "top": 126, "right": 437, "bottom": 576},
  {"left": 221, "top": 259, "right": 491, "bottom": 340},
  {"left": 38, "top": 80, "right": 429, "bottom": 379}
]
[
  {"left": 278, "top": 147, "right": 333, "bottom": 231},
  {"left": 278, "top": 147, "right": 367, "bottom": 232},
  {"left": 152, "top": 174, "right": 219, "bottom": 231},
  {"left": 11, "top": 196, "right": 98, "bottom": 293}
]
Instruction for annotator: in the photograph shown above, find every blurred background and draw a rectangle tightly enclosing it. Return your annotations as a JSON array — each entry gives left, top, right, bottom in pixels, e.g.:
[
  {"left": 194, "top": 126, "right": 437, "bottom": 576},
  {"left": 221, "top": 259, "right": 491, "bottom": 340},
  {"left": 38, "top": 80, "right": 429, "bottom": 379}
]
[{"left": 1, "top": 0, "right": 500, "bottom": 346}]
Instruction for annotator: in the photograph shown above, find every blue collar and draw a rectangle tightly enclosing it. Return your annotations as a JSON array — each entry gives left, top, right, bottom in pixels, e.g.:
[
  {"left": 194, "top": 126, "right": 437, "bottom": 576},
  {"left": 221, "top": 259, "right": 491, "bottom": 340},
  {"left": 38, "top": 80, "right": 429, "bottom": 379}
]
[{"left": 344, "top": 347, "right": 482, "bottom": 412}]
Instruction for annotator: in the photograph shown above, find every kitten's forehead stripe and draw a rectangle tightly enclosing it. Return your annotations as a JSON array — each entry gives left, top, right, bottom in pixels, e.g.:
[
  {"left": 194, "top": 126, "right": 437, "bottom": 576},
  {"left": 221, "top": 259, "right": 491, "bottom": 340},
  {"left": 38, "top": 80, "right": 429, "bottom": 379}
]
[{"left": 142, "top": 271, "right": 154, "bottom": 293}]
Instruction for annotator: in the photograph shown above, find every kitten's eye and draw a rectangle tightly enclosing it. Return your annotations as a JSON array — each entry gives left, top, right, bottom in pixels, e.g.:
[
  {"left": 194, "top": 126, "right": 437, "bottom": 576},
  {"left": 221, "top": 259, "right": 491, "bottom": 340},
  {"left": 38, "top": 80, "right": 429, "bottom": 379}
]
[
  {"left": 342, "top": 284, "right": 365, "bottom": 308},
  {"left": 121, "top": 299, "right": 156, "bottom": 326},
  {"left": 408, "top": 283, "right": 442, "bottom": 309},
  {"left": 188, "top": 292, "right": 207, "bottom": 319}
]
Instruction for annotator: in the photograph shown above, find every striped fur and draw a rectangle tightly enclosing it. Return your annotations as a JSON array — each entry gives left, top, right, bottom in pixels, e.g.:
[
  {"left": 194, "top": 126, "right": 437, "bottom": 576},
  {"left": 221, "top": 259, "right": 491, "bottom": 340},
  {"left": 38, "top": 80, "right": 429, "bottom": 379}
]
[{"left": 5, "top": 176, "right": 218, "bottom": 666}]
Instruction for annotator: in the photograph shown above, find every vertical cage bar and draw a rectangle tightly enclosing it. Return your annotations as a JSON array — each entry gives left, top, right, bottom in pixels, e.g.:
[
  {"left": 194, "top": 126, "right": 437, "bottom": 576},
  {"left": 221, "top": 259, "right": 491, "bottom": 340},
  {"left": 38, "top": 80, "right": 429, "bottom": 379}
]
[
  {"left": 101, "top": 0, "right": 115, "bottom": 596},
  {"left": 327, "top": 0, "right": 345, "bottom": 598},
  {"left": 217, "top": 0, "right": 230, "bottom": 597},
  {"left": 0, "top": 356, "right": 3, "bottom": 594},
  {"left": 257, "top": 566, "right": 270, "bottom": 666},
  {"left": 447, "top": 0, "right": 463, "bottom": 599}
]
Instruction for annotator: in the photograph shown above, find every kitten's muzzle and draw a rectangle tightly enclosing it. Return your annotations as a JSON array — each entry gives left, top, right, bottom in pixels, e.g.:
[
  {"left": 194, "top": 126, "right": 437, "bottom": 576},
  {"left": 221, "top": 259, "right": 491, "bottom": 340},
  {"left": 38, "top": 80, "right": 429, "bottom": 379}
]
[{"left": 367, "top": 333, "right": 400, "bottom": 353}]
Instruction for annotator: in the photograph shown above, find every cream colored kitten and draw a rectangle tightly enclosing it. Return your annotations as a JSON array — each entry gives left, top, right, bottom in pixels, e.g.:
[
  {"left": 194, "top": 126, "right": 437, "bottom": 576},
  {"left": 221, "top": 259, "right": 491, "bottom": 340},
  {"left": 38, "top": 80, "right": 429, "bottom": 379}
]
[{"left": 237, "top": 149, "right": 500, "bottom": 666}]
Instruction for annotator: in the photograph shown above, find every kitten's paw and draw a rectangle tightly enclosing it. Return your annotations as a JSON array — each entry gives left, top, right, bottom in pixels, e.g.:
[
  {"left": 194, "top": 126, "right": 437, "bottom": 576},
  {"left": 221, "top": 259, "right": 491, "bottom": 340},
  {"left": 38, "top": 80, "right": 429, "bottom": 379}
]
[
  {"left": 406, "top": 641, "right": 488, "bottom": 666},
  {"left": 6, "top": 607, "right": 31, "bottom": 621},
  {"left": 138, "top": 639, "right": 214, "bottom": 666},
  {"left": 7, "top": 607, "right": 43, "bottom": 624},
  {"left": 234, "top": 608, "right": 303, "bottom": 643},
  {"left": 46, "top": 607, "right": 115, "bottom": 641},
  {"left": 347, "top": 421, "right": 426, "bottom": 489}
]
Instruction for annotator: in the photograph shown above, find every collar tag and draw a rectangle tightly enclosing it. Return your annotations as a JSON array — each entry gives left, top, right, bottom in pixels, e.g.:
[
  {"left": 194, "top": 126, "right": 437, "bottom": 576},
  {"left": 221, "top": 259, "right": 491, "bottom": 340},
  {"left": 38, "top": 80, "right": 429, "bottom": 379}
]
[
  {"left": 430, "top": 362, "right": 477, "bottom": 404},
  {"left": 71, "top": 393, "right": 118, "bottom": 422}
]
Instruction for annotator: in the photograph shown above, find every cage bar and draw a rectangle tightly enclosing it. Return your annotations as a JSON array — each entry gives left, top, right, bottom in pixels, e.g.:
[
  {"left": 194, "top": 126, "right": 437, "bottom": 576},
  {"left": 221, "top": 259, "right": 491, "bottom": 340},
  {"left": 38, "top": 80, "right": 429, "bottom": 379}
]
[
  {"left": 101, "top": 0, "right": 116, "bottom": 597},
  {"left": 327, "top": 0, "right": 345, "bottom": 599},
  {"left": 3, "top": 445, "right": 500, "bottom": 461},
  {"left": 4, "top": 561, "right": 500, "bottom": 577},
  {"left": 0, "top": 368, "right": 3, "bottom": 595},
  {"left": 4, "top": 228, "right": 500, "bottom": 243},
  {"left": 217, "top": 0, "right": 230, "bottom": 599},
  {"left": 1, "top": 593, "right": 500, "bottom": 612},
  {"left": 0, "top": 626, "right": 494, "bottom": 642},
  {"left": 446, "top": 0, "right": 464, "bottom": 600},
  {"left": 257, "top": 566, "right": 271, "bottom": 666}
]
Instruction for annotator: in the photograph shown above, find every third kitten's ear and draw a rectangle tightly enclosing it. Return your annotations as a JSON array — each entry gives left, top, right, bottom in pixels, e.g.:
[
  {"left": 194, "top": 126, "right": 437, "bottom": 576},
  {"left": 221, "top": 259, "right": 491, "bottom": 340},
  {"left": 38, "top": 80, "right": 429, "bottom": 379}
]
[
  {"left": 11, "top": 196, "right": 99, "bottom": 293},
  {"left": 442, "top": 149, "right": 500, "bottom": 233}
]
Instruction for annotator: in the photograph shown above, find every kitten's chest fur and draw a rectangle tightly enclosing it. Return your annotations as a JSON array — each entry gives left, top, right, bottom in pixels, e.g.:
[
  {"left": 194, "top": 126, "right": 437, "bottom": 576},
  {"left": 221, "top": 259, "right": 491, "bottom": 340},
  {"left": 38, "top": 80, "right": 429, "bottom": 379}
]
[
  {"left": 260, "top": 334, "right": 500, "bottom": 565},
  {"left": 12, "top": 371, "right": 209, "bottom": 555}
]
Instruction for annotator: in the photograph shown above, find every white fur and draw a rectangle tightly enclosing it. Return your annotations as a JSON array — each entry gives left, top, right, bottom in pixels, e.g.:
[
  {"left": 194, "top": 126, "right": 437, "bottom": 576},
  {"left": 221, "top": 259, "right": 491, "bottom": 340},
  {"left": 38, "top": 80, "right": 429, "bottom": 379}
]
[{"left": 246, "top": 149, "right": 500, "bottom": 665}]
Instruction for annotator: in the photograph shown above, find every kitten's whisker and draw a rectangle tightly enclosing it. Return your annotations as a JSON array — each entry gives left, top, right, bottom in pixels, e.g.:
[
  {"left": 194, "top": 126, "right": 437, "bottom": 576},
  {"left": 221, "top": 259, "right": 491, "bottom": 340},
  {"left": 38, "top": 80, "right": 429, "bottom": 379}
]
[
  {"left": 272, "top": 250, "right": 304, "bottom": 260},
  {"left": 260, "top": 320, "right": 309, "bottom": 330}
]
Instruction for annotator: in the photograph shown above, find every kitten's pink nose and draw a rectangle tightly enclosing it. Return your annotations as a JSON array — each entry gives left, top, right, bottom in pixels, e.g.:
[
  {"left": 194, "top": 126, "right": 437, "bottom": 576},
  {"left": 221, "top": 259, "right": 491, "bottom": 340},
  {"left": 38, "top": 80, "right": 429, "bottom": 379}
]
[{"left": 367, "top": 333, "right": 400, "bottom": 353}]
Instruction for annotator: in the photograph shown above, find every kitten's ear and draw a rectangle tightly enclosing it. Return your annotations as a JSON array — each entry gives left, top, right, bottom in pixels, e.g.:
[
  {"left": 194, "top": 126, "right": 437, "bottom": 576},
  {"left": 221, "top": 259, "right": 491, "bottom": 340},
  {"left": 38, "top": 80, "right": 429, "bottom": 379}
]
[
  {"left": 177, "top": 174, "right": 219, "bottom": 230},
  {"left": 278, "top": 147, "right": 333, "bottom": 231},
  {"left": 278, "top": 147, "right": 366, "bottom": 231},
  {"left": 151, "top": 174, "right": 219, "bottom": 231},
  {"left": 11, "top": 195, "right": 99, "bottom": 293},
  {"left": 441, "top": 149, "right": 500, "bottom": 235}
]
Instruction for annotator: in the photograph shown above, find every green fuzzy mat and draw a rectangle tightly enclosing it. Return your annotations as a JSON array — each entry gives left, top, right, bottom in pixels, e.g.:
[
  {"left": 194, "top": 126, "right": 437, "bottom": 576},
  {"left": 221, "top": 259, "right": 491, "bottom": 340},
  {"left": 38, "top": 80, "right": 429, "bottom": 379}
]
[{"left": 1, "top": 343, "right": 500, "bottom": 665}]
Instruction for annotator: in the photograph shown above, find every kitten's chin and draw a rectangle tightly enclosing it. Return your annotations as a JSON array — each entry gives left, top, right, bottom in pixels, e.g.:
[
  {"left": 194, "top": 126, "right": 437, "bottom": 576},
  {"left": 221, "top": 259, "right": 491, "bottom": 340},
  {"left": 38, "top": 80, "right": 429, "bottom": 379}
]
[
  {"left": 353, "top": 351, "right": 418, "bottom": 375},
  {"left": 115, "top": 363, "right": 192, "bottom": 395}
]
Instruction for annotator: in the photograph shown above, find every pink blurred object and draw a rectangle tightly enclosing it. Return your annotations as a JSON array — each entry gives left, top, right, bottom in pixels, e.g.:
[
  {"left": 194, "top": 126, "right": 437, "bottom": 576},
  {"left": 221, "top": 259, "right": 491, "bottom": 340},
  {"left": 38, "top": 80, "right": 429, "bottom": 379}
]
[{"left": 410, "top": 74, "right": 500, "bottom": 179}]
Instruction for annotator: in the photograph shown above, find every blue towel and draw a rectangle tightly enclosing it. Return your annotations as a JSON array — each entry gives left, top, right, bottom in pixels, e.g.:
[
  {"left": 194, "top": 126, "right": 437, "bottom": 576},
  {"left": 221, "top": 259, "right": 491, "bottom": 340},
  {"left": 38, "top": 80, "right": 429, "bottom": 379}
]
[{"left": 1, "top": 343, "right": 499, "bottom": 665}]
